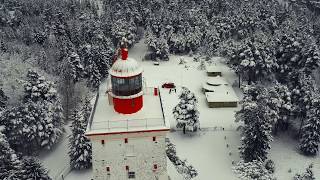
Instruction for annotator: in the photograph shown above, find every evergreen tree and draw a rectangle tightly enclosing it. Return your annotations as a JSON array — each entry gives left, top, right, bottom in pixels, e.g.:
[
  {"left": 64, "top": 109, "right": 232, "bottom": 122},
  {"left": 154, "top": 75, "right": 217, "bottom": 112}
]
[
  {"left": 82, "top": 96, "right": 92, "bottom": 125},
  {"left": 236, "top": 85, "right": 273, "bottom": 162},
  {"left": 24, "top": 70, "right": 57, "bottom": 102},
  {"left": 21, "top": 156, "right": 51, "bottom": 180},
  {"left": 268, "top": 83, "right": 292, "bottom": 133},
  {"left": 67, "top": 52, "right": 84, "bottom": 83},
  {"left": 0, "top": 70, "right": 63, "bottom": 153},
  {"left": 299, "top": 95, "right": 320, "bottom": 156},
  {"left": 0, "top": 132, "right": 22, "bottom": 180},
  {"left": 173, "top": 87, "right": 200, "bottom": 134},
  {"left": 79, "top": 44, "right": 113, "bottom": 89},
  {"left": 302, "top": 43, "right": 320, "bottom": 75},
  {"left": 0, "top": 88, "right": 8, "bottom": 111},
  {"left": 0, "top": 101, "right": 63, "bottom": 153},
  {"left": 69, "top": 109, "right": 92, "bottom": 170}
]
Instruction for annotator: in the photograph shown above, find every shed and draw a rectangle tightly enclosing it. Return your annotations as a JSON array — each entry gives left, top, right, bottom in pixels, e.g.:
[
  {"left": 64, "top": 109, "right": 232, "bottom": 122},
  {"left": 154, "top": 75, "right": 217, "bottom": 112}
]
[
  {"left": 206, "top": 66, "right": 222, "bottom": 77},
  {"left": 205, "top": 91, "right": 238, "bottom": 108}
]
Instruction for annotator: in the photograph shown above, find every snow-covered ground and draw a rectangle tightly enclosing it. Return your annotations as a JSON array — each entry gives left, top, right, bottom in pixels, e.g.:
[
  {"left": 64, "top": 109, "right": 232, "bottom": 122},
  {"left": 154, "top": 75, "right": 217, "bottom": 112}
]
[
  {"left": 64, "top": 39, "right": 320, "bottom": 180},
  {"left": 38, "top": 122, "right": 72, "bottom": 179}
]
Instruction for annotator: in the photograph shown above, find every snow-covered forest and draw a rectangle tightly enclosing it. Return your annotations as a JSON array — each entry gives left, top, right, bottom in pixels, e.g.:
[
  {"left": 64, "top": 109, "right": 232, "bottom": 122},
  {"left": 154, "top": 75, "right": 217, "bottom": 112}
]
[{"left": 1, "top": 0, "right": 320, "bottom": 179}]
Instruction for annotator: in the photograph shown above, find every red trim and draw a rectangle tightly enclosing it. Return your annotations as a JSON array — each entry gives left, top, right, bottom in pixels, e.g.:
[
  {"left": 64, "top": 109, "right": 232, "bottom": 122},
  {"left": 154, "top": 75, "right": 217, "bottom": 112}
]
[
  {"left": 86, "top": 128, "right": 170, "bottom": 137},
  {"left": 111, "top": 73, "right": 142, "bottom": 79}
]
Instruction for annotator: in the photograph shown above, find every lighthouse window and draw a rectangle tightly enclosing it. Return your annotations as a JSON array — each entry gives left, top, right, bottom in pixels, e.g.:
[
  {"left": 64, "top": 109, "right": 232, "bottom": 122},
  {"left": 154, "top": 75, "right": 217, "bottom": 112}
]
[
  {"left": 111, "top": 75, "right": 142, "bottom": 96},
  {"left": 125, "top": 138, "right": 128, "bottom": 143},
  {"left": 128, "top": 172, "right": 135, "bottom": 178}
]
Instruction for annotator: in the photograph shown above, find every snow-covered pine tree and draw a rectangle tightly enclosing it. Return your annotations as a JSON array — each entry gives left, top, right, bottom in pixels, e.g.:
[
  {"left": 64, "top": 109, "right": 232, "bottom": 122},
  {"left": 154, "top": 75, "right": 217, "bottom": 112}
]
[
  {"left": 0, "top": 101, "right": 63, "bottom": 153},
  {"left": 268, "top": 83, "right": 292, "bottom": 133},
  {"left": 20, "top": 156, "right": 51, "bottom": 180},
  {"left": 299, "top": 94, "right": 320, "bottom": 156},
  {"left": 67, "top": 52, "right": 84, "bottom": 83},
  {"left": 173, "top": 87, "right": 200, "bottom": 134},
  {"left": 82, "top": 96, "right": 92, "bottom": 125},
  {"left": 0, "top": 132, "right": 22, "bottom": 180},
  {"left": 0, "top": 70, "right": 64, "bottom": 153},
  {"left": 291, "top": 74, "right": 316, "bottom": 136},
  {"left": 293, "top": 163, "right": 315, "bottom": 180},
  {"left": 79, "top": 44, "right": 113, "bottom": 89},
  {"left": 236, "top": 85, "right": 273, "bottom": 162},
  {"left": 69, "top": 109, "right": 92, "bottom": 170},
  {"left": 302, "top": 43, "right": 320, "bottom": 75},
  {"left": 24, "top": 70, "right": 57, "bottom": 102},
  {"left": 0, "top": 88, "right": 8, "bottom": 111}
]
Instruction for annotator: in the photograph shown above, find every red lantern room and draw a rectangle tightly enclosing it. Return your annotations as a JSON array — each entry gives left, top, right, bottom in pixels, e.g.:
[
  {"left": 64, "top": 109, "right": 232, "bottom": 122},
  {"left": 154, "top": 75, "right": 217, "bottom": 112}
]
[{"left": 109, "top": 48, "right": 143, "bottom": 114}]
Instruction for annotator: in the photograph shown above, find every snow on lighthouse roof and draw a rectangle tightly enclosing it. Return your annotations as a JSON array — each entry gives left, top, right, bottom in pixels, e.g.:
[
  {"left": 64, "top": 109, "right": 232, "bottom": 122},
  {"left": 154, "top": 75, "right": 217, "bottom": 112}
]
[{"left": 109, "top": 48, "right": 143, "bottom": 77}]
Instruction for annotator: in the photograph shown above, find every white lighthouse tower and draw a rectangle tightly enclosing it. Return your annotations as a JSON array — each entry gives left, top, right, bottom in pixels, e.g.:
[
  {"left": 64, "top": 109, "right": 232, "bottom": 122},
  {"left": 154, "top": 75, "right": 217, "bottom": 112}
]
[{"left": 86, "top": 47, "right": 170, "bottom": 180}]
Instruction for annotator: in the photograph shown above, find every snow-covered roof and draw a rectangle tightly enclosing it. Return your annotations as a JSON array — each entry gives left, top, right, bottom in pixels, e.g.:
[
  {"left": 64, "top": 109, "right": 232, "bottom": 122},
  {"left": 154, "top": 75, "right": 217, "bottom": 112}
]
[
  {"left": 109, "top": 58, "right": 143, "bottom": 77},
  {"left": 86, "top": 80, "right": 170, "bottom": 135},
  {"left": 205, "top": 91, "right": 239, "bottom": 103},
  {"left": 202, "top": 83, "right": 229, "bottom": 92},
  {"left": 206, "top": 76, "right": 229, "bottom": 86},
  {"left": 206, "top": 65, "right": 221, "bottom": 73}
]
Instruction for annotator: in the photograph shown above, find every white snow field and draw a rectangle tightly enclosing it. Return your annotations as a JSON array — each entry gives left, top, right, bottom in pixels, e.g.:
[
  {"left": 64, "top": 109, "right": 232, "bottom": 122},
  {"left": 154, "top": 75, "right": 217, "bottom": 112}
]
[{"left": 63, "top": 39, "right": 320, "bottom": 180}]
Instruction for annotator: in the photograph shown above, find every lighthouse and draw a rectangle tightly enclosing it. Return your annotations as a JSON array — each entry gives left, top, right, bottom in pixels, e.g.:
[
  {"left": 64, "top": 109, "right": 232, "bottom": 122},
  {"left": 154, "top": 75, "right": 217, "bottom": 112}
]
[{"left": 86, "top": 47, "right": 170, "bottom": 180}]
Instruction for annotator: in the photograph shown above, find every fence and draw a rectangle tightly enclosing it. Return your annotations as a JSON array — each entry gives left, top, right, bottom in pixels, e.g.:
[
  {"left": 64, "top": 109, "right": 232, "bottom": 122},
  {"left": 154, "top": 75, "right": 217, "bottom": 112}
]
[{"left": 90, "top": 118, "right": 165, "bottom": 131}]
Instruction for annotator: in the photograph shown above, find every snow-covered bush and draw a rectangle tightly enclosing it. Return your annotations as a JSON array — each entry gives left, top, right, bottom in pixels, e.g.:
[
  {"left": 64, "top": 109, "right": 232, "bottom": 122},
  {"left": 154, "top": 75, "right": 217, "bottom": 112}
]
[
  {"left": 293, "top": 164, "right": 315, "bottom": 180},
  {"left": 233, "top": 160, "right": 276, "bottom": 180},
  {"left": 166, "top": 138, "right": 198, "bottom": 180},
  {"left": 265, "top": 159, "right": 276, "bottom": 174},
  {"left": 69, "top": 109, "right": 92, "bottom": 170},
  {"left": 173, "top": 87, "right": 200, "bottom": 134}
]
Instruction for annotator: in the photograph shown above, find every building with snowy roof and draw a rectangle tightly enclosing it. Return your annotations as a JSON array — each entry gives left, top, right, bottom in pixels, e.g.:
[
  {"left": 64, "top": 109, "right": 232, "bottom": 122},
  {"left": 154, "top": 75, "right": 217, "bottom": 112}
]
[
  {"left": 86, "top": 48, "right": 170, "bottom": 180},
  {"left": 206, "top": 65, "right": 222, "bottom": 77}
]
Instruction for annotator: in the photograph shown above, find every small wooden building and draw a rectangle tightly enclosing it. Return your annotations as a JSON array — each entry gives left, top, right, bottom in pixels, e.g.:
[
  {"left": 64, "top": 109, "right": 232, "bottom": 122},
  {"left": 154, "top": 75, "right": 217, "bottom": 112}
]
[
  {"left": 206, "top": 66, "right": 222, "bottom": 77},
  {"left": 205, "top": 91, "right": 238, "bottom": 108}
]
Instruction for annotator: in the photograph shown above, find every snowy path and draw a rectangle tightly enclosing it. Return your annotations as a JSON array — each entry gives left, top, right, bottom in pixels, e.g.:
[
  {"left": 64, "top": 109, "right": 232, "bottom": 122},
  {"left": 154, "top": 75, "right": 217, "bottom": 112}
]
[{"left": 38, "top": 122, "right": 72, "bottom": 180}]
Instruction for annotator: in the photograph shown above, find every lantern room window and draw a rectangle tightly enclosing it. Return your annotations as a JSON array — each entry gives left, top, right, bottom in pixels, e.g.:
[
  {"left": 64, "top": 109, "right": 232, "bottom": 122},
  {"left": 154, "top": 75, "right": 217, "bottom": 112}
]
[{"left": 111, "top": 75, "right": 142, "bottom": 96}]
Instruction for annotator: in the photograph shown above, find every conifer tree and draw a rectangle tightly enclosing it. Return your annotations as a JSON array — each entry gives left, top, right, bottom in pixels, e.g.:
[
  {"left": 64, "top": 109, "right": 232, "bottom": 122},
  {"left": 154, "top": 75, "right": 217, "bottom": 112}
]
[
  {"left": 0, "top": 132, "right": 22, "bottom": 180},
  {"left": 236, "top": 85, "right": 273, "bottom": 162},
  {"left": 69, "top": 109, "right": 92, "bottom": 170},
  {"left": 21, "top": 156, "right": 51, "bottom": 180},
  {"left": 0, "top": 88, "right": 8, "bottom": 111},
  {"left": 173, "top": 87, "right": 200, "bottom": 134},
  {"left": 299, "top": 96, "right": 320, "bottom": 156}
]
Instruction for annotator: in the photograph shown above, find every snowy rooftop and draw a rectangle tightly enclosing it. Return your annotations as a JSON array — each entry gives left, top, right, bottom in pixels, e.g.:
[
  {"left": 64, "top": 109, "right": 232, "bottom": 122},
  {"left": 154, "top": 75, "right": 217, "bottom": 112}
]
[
  {"left": 206, "top": 76, "right": 229, "bottom": 86},
  {"left": 206, "top": 65, "right": 221, "bottom": 73},
  {"left": 86, "top": 80, "right": 170, "bottom": 135},
  {"left": 202, "top": 83, "right": 229, "bottom": 92},
  {"left": 205, "top": 91, "right": 239, "bottom": 103},
  {"left": 109, "top": 58, "right": 143, "bottom": 77}
]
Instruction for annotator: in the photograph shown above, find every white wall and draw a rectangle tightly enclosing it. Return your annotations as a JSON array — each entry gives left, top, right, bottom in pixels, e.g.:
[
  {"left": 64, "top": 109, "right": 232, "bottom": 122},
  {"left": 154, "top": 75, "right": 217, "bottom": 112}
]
[{"left": 89, "top": 131, "right": 168, "bottom": 180}]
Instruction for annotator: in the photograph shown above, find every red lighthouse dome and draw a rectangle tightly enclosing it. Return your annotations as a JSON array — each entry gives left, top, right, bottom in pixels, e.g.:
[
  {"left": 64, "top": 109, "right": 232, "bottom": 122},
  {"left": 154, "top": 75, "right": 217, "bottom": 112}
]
[{"left": 109, "top": 48, "right": 143, "bottom": 114}]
